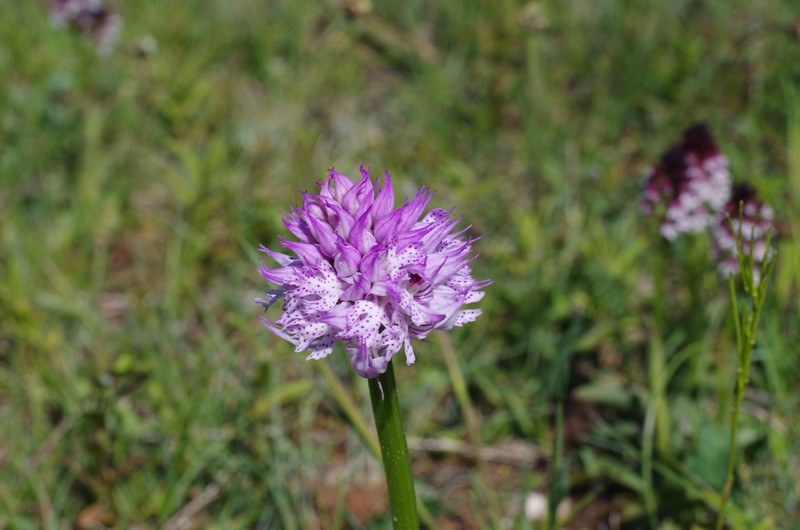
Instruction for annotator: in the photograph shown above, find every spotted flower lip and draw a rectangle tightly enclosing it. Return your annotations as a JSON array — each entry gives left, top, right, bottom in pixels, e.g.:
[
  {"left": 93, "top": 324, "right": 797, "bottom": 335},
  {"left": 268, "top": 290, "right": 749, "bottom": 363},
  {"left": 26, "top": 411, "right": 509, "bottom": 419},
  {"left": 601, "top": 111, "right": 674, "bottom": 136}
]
[
  {"left": 713, "top": 182, "right": 775, "bottom": 284},
  {"left": 641, "top": 123, "right": 731, "bottom": 240},
  {"left": 256, "top": 167, "right": 490, "bottom": 379}
]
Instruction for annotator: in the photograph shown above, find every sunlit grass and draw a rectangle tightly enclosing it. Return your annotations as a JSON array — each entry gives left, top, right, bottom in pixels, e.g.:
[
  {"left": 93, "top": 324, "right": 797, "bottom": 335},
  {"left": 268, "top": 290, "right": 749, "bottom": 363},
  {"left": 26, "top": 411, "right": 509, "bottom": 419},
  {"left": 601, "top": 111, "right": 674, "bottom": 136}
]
[{"left": 1, "top": 0, "right": 798, "bottom": 528}]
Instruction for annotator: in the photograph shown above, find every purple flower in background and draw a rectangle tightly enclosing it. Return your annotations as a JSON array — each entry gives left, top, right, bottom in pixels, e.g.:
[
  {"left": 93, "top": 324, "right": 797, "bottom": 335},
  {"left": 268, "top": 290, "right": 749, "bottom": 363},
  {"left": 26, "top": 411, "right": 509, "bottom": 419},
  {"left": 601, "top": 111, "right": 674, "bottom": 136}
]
[
  {"left": 641, "top": 123, "right": 731, "bottom": 240},
  {"left": 713, "top": 183, "right": 774, "bottom": 283},
  {"left": 256, "top": 167, "right": 489, "bottom": 379},
  {"left": 49, "top": 0, "right": 122, "bottom": 55}
]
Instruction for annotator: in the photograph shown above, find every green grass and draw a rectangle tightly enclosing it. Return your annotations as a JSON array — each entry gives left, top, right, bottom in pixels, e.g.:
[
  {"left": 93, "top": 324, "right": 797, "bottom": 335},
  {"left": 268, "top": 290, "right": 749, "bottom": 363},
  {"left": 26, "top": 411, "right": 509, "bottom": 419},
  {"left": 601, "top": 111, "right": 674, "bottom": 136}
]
[{"left": 1, "top": 0, "right": 799, "bottom": 528}]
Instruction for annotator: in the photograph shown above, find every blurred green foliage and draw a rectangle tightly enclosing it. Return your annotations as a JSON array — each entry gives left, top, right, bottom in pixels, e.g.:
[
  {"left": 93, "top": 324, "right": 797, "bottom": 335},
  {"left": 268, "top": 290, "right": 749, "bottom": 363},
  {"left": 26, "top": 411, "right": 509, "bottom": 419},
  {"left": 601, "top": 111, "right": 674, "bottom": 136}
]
[{"left": 1, "top": 0, "right": 798, "bottom": 528}]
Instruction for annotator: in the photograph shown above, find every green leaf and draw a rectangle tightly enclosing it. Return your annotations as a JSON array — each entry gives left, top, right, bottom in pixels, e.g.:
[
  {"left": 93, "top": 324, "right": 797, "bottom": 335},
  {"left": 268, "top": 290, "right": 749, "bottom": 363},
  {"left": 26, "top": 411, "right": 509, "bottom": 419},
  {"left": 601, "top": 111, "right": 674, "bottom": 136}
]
[
  {"left": 685, "top": 423, "right": 729, "bottom": 490},
  {"left": 572, "top": 375, "right": 635, "bottom": 409},
  {"left": 249, "top": 379, "right": 314, "bottom": 419}
]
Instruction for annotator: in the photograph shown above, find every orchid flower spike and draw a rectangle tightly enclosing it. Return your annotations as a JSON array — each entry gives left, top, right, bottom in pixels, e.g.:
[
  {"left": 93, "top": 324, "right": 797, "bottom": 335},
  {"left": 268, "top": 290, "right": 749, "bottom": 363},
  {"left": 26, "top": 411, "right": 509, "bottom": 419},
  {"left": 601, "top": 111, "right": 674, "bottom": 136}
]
[{"left": 256, "top": 167, "right": 490, "bottom": 378}]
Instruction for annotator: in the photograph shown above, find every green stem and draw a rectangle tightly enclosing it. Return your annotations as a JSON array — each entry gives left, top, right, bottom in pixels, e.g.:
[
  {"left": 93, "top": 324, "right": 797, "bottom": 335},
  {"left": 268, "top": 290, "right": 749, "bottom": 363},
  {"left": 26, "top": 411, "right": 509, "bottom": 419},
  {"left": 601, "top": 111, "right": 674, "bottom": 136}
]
[
  {"left": 716, "top": 253, "right": 774, "bottom": 529},
  {"left": 320, "top": 362, "right": 436, "bottom": 528},
  {"left": 368, "top": 361, "right": 419, "bottom": 530},
  {"left": 653, "top": 241, "right": 671, "bottom": 458},
  {"left": 716, "top": 366, "right": 745, "bottom": 530},
  {"left": 716, "top": 278, "right": 745, "bottom": 530},
  {"left": 547, "top": 400, "right": 564, "bottom": 530}
]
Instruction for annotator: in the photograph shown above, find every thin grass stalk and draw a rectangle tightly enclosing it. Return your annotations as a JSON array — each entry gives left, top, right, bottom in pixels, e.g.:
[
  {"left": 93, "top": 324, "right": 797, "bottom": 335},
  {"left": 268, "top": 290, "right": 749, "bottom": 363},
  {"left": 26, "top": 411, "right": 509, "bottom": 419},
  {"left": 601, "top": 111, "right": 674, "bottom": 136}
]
[
  {"left": 781, "top": 83, "right": 800, "bottom": 308},
  {"left": 438, "top": 332, "right": 505, "bottom": 522},
  {"left": 642, "top": 399, "right": 659, "bottom": 529},
  {"left": 547, "top": 400, "right": 564, "bottom": 530},
  {"left": 318, "top": 362, "right": 381, "bottom": 459},
  {"left": 545, "top": 319, "right": 585, "bottom": 530},
  {"left": 639, "top": 241, "right": 673, "bottom": 528},
  {"left": 437, "top": 331, "right": 480, "bottom": 449}
]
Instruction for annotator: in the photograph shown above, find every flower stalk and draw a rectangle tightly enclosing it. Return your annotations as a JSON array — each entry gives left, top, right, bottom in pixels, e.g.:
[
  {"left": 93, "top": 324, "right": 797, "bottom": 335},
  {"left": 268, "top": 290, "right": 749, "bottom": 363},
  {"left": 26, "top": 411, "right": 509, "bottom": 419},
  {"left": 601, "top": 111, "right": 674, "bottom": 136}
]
[
  {"left": 368, "top": 361, "right": 419, "bottom": 530},
  {"left": 255, "top": 167, "right": 487, "bottom": 527},
  {"left": 715, "top": 215, "right": 776, "bottom": 530}
]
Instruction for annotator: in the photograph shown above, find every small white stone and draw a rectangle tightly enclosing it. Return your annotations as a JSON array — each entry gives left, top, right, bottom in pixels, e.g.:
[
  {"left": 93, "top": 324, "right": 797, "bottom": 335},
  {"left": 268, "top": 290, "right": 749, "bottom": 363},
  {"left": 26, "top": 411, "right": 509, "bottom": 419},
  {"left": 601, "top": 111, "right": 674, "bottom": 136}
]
[{"left": 524, "top": 492, "right": 548, "bottom": 521}]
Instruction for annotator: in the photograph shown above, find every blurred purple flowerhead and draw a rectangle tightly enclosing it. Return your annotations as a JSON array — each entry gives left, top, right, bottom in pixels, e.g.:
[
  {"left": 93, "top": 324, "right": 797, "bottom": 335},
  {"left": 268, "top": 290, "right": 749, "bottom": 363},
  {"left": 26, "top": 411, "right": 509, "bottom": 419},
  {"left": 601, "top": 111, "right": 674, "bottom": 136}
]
[
  {"left": 713, "top": 183, "right": 774, "bottom": 284},
  {"left": 641, "top": 123, "right": 731, "bottom": 240},
  {"left": 49, "top": 0, "right": 122, "bottom": 55},
  {"left": 256, "top": 167, "right": 490, "bottom": 379}
]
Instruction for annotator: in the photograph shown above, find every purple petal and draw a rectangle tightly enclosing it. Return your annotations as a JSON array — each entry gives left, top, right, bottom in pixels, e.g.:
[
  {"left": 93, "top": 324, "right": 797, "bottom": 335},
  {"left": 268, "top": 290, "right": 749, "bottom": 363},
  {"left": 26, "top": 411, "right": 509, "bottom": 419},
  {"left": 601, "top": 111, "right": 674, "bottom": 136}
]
[
  {"left": 259, "top": 245, "right": 297, "bottom": 267},
  {"left": 341, "top": 171, "right": 375, "bottom": 216},
  {"left": 282, "top": 211, "right": 315, "bottom": 243},
  {"left": 349, "top": 212, "right": 378, "bottom": 255},
  {"left": 304, "top": 211, "right": 338, "bottom": 257},
  {"left": 317, "top": 196, "right": 355, "bottom": 237},
  {"left": 340, "top": 273, "right": 371, "bottom": 301},
  {"left": 280, "top": 238, "right": 324, "bottom": 267},
  {"left": 334, "top": 241, "right": 361, "bottom": 278},
  {"left": 371, "top": 170, "right": 395, "bottom": 221},
  {"left": 373, "top": 187, "right": 433, "bottom": 242},
  {"left": 258, "top": 261, "right": 297, "bottom": 286},
  {"left": 324, "top": 168, "right": 355, "bottom": 202}
]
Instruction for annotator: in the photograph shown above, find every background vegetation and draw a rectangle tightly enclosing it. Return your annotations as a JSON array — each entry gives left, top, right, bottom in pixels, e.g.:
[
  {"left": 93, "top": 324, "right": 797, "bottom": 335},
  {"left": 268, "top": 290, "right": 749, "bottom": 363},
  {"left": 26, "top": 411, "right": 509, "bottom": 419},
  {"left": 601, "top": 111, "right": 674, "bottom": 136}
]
[{"left": 1, "top": 0, "right": 798, "bottom": 528}]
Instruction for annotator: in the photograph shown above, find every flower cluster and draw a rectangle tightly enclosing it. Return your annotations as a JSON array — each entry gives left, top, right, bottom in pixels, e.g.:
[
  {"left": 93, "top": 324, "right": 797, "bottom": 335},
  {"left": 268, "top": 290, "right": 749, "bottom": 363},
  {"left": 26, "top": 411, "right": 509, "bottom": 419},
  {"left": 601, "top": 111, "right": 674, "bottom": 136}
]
[
  {"left": 712, "top": 183, "right": 774, "bottom": 283},
  {"left": 641, "top": 123, "right": 731, "bottom": 240},
  {"left": 642, "top": 123, "right": 776, "bottom": 280},
  {"left": 256, "top": 167, "right": 489, "bottom": 379},
  {"left": 49, "top": 0, "right": 121, "bottom": 55}
]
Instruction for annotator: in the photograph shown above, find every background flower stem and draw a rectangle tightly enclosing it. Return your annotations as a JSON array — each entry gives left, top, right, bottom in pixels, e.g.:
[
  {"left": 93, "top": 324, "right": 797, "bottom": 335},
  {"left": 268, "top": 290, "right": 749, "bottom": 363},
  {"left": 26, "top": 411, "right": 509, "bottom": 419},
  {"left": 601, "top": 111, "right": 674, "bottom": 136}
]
[
  {"left": 368, "top": 361, "right": 419, "bottom": 530},
  {"left": 715, "top": 279, "right": 750, "bottom": 530},
  {"left": 715, "top": 228, "right": 776, "bottom": 530}
]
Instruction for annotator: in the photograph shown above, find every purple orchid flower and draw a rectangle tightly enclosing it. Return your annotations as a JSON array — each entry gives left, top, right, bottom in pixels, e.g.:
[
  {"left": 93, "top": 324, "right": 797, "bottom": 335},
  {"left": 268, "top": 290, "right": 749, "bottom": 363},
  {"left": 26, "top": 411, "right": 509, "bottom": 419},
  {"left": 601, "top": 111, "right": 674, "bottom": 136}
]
[
  {"left": 713, "top": 182, "right": 774, "bottom": 284},
  {"left": 641, "top": 123, "right": 731, "bottom": 240},
  {"left": 49, "top": 0, "right": 122, "bottom": 55},
  {"left": 256, "top": 167, "right": 490, "bottom": 379}
]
